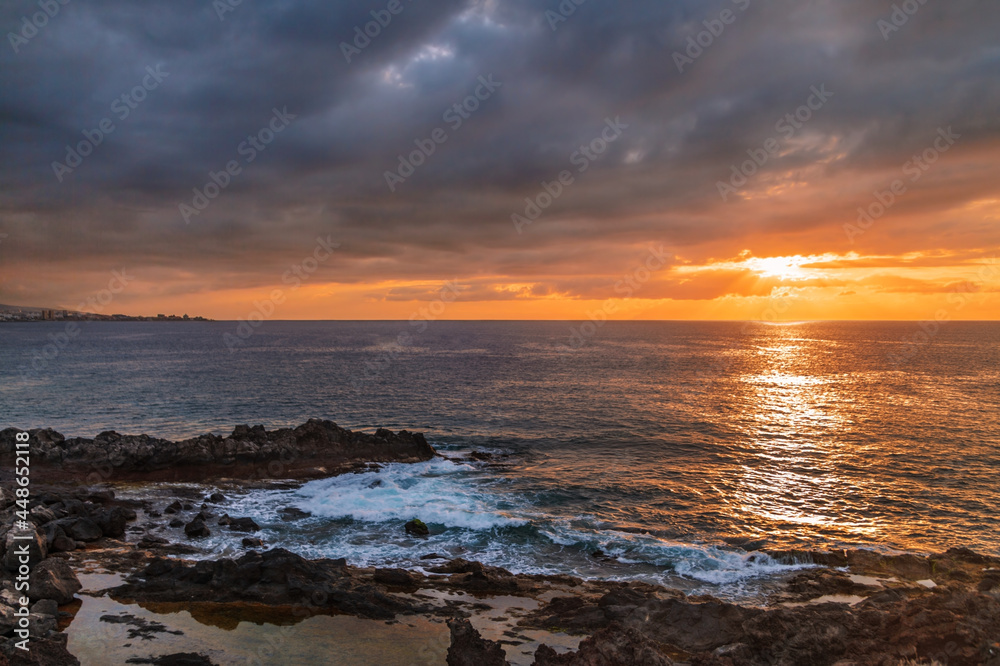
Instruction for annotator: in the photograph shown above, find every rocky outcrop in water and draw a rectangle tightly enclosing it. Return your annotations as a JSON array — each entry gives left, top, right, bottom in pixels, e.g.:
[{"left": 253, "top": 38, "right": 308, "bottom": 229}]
[{"left": 0, "top": 419, "right": 436, "bottom": 482}]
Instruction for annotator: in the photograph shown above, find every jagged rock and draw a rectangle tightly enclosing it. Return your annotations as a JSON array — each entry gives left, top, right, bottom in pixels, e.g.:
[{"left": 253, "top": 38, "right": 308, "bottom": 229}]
[
  {"left": 30, "top": 599, "right": 59, "bottom": 617},
  {"left": 405, "top": 519, "right": 429, "bottom": 536},
  {"left": 111, "top": 548, "right": 415, "bottom": 620},
  {"left": 3, "top": 529, "right": 47, "bottom": 571},
  {"left": 0, "top": 420, "right": 435, "bottom": 482},
  {"left": 63, "top": 518, "right": 102, "bottom": 542},
  {"left": 227, "top": 517, "right": 260, "bottom": 532},
  {"left": 169, "top": 519, "right": 184, "bottom": 528},
  {"left": 446, "top": 618, "right": 508, "bottom": 666},
  {"left": 92, "top": 507, "right": 135, "bottom": 539},
  {"left": 241, "top": 538, "right": 264, "bottom": 548},
  {"left": 183, "top": 519, "right": 211, "bottom": 538},
  {"left": 278, "top": 507, "right": 310, "bottom": 521},
  {"left": 373, "top": 568, "right": 416, "bottom": 587},
  {"left": 164, "top": 501, "right": 182, "bottom": 514},
  {"left": 28, "top": 558, "right": 82, "bottom": 605},
  {"left": 1, "top": 632, "right": 79, "bottom": 665}
]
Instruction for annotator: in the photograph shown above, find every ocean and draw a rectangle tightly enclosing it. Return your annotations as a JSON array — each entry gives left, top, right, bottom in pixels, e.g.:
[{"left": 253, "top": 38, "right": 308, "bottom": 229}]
[{"left": 3, "top": 320, "right": 999, "bottom": 598}]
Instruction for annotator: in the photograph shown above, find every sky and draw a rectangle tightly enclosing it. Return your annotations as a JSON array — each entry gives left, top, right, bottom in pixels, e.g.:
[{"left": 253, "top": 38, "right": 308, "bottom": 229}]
[{"left": 1, "top": 0, "right": 998, "bottom": 320}]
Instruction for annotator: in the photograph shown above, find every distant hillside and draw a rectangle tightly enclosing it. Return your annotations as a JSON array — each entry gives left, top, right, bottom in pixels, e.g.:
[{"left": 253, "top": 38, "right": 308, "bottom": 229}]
[{"left": 0, "top": 303, "right": 80, "bottom": 313}]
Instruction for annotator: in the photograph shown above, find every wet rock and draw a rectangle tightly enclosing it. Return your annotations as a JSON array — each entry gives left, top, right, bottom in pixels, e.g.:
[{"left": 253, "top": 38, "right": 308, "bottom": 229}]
[
  {"left": 30, "top": 599, "right": 59, "bottom": 617},
  {"left": 164, "top": 501, "right": 182, "bottom": 515},
  {"left": 63, "top": 518, "right": 102, "bottom": 542},
  {"left": 533, "top": 623, "right": 674, "bottom": 665},
  {"left": 446, "top": 618, "right": 509, "bottom": 666},
  {"left": 2, "top": 420, "right": 435, "bottom": 482},
  {"left": 28, "top": 558, "right": 82, "bottom": 605},
  {"left": 112, "top": 548, "right": 418, "bottom": 620},
  {"left": 1, "top": 632, "right": 79, "bottom": 665},
  {"left": 241, "top": 538, "right": 264, "bottom": 548},
  {"left": 420, "top": 553, "right": 446, "bottom": 560},
  {"left": 278, "top": 507, "right": 310, "bottom": 521},
  {"left": 404, "top": 519, "right": 429, "bottom": 536},
  {"left": 168, "top": 519, "right": 184, "bottom": 528},
  {"left": 181, "top": 503, "right": 194, "bottom": 511},
  {"left": 217, "top": 514, "right": 232, "bottom": 526},
  {"left": 207, "top": 492, "right": 226, "bottom": 503},
  {"left": 3, "top": 529, "right": 47, "bottom": 571},
  {"left": 138, "top": 535, "right": 169, "bottom": 548},
  {"left": 125, "top": 653, "right": 217, "bottom": 666},
  {"left": 429, "top": 559, "right": 521, "bottom": 593},
  {"left": 183, "top": 519, "right": 211, "bottom": 539},
  {"left": 92, "top": 506, "right": 136, "bottom": 539},
  {"left": 227, "top": 517, "right": 260, "bottom": 533},
  {"left": 373, "top": 568, "right": 416, "bottom": 587}
]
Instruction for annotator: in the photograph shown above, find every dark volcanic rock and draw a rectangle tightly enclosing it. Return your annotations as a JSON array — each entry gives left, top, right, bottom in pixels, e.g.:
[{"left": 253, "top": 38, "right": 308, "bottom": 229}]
[
  {"left": 241, "top": 538, "right": 264, "bottom": 548},
  {"left": 373, "top": 568, "right": 416, "bottom": 587},
  {"left": 278, "top": 507, "right": 311, "bottom": 521},
  {"left": 446, "top": 618, "right": 508, "bottom": 666},
  {"left": 4, "top": 529, "right": 47, "bottom": 571},
  {"left": 0, "top": 420, "right": 436, "bottom": 482},
  {"left": 64, "top": 518, "right": 102, "bottom": 542},
  {"left": 227, "top": 517, "right": 260, "bottom": 532},
  {"left": 183, "top": 519, "right": 211, "bottom": 538},
  {"left": 164, "top": 501, "right": 182, "bottom": 515},
  {"left": 534, "top": 623, "right": 674, "bottom": 665},
  {"left": 111, "top": 548, "right": 418, "bottom": 620},
  {"left": 125, "top": 654, "right": 217, "bottom": 666},
  {"left": 28, "top": 558, "right": 82, "bottom": 605},
  {"left": 2, "top": 633, "right": 79, "bottom": 665},
  {"left": 404, "top": 519, "right": 429, "bottom": 536},
  {"left": 207, "top": 493, "right": 226, "bottom": 503},
  {"left": 93, "top": 507, "right": 135, "bottom": 539}
]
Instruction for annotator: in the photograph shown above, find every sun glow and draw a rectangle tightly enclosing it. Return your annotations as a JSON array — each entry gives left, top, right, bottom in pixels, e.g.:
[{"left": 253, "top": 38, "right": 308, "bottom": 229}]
[{"left": 743, "top": 255, "right": 813, "bottom": 280}]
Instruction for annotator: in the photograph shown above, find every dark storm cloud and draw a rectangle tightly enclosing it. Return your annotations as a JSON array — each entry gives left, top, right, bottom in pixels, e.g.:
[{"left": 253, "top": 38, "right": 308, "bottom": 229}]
[{"left": 2, "top": 0, "right": 999, "bottom": 304}]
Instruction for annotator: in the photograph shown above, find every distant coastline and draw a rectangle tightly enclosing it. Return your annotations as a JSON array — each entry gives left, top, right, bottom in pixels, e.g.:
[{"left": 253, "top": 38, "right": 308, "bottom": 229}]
[{"left": 0, "top": 304, "right": 211, "bottom": 322}]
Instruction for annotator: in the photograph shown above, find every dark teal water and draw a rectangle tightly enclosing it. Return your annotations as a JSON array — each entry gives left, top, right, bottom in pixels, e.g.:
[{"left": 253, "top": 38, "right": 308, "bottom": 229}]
[{"left": 3, "top": 321, "right": 999, "bottom": 592}]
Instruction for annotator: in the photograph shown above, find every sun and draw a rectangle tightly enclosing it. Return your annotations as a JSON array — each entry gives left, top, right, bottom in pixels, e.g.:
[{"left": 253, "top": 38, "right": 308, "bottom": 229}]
[{"left": 743, "top": 255, "right": 812, "bottom": 280}]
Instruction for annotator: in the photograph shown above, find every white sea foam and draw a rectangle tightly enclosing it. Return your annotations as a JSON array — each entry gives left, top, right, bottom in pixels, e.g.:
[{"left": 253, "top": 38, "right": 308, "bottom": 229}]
[{"left": 293, "top": 458, "right": 528, "bottom": 530}]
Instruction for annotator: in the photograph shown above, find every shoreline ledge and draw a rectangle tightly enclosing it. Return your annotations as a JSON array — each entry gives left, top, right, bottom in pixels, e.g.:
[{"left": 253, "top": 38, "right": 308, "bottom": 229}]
[
  {"left": 0, "top": 419, "right": 437, "bottom": 483},
  {"left": 1, "top": 424, "right": 999, "bottom": 665}
]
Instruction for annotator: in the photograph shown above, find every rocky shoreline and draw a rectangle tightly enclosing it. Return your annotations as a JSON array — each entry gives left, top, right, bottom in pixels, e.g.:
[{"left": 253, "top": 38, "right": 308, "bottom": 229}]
[
  {"left": 0, "top": 420, "right": 436, "bottom": 483},
  {"left": 1, "top": 424, "right": 999, "bottom": 665}
]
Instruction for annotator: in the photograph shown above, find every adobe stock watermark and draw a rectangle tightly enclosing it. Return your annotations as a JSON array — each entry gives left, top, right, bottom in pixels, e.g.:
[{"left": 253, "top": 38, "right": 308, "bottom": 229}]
[
  {"left": 180, "top": 106, "right": 296, "bottom": 223},
  {"left": 340, "top": 0, "right": 415, "bottom": 63},
  {"left": 887, "top": 256, "right": 997, "bottom": 367},
  {"left": 384, "top": 75, "right": 502, "bottom": 192},
  {"left": 51, "top": 65, "right": 169, "bottom": 182},
  {"left": 558, "top": 245, "right": 671, "bottom": 352},
  {"left": 7, "top": 0, "right": 70, "bottom": 54},
  {"left": 350, "top": 280, "right": 464, "bottom": 389},
  {"left": 877, "top": 0, "right": 931, "bottom": 41},
  {"left": 212, "top": 0, "right": 246, "bottom": 21},
  {"left": 512, "top": 116, "right": 628, "bottom": 234},
  {"left": 223, "top": 236, "right": 339, "bottom": 352},
  {"left": 17, "top": 269, "right": 133, "bottom": 380},
  {"left": 844, "top": 126, "right": 959, "bottom": 243},
  {"left": 545, "top": 0, "right": 589, "bottom": 31},
  {"left": 717, "top": 85, "right": 834, "bottom": 202},
  {"left": 672, "top": 0, "right": 751, "bottom": 74}
]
